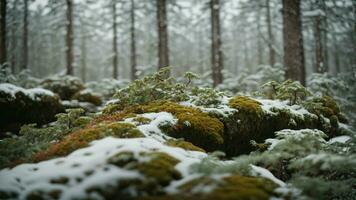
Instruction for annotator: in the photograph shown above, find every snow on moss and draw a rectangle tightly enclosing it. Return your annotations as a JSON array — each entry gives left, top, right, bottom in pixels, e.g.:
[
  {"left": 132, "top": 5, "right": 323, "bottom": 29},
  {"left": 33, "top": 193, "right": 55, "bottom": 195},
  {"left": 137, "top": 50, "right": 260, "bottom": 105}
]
[
  {"left": 0, "top": 137, "right": 207, "bottom": 199},
  {"left": 0, "top": 83, "right": 55, "bottom": 100}
]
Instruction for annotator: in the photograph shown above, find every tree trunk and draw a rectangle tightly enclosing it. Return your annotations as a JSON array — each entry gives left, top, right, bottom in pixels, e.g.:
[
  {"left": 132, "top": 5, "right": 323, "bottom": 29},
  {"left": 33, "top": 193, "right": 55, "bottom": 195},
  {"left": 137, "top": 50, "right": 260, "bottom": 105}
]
[
  {"left": 10, "top": 0, "right": 17, "bottom": 73},
  {"left": 112, "top": 1, "right": 118, "bottom": 79},
  {"left": 332, "top": 34, "right": 340, "bottom": 74},
  {"left": 257, "top": 10, "right": 263, "bottom": 65},
  {"left": 80, "top": 27, "right": 87, "bottom": 82},
  {"left": 66, "top": 0, "right": 74, "bottom": 75},
  {"left": 210, "top": 0, "right": 223, "bottom": 87},
  {"left": 22, "top": 0, "right": 28, "bottom": 70},
  {"left": 314, "top": 15, "right": 324, "bottom": 73},
  {"left": 0, "top": 0, "right": 6, "bottom": 66},
  {"left": 266, "top": 0, "right": 275, "bottom": 66},
  {"left": 130, "top": 0, "right": 137, "bottom": 80},
  {"left": 156, "top": 0, "right": 169, "bottom": 72},
  {"left": 282, "top": 0, "right": 306, "bottom": 85}
]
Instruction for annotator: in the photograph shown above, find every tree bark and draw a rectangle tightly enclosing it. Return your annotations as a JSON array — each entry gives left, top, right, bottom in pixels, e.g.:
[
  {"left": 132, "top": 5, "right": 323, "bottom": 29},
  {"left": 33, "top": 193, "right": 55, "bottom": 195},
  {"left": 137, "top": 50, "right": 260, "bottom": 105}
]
[
  {"left": 22, "top": 0, "right": 28, "bottom": 70},
  {"left": 112, "top": 1, "right": 118, "bottom": 79},
  {"left": 80, "top": 27, "right": 87, "bottom": 82},
  {"left": 282, "top": 0, "right": 306, "bottom": 85},
  {"left": 210, "top": 0, "right": 223, "bottom": 87},
  {"left": 130, "top": 0, "right": 137, "bottom": 80},
  {"left": 0, "top": 0, "right": 6, "bottom": 66},
  {"left": 66, "top": 0, "right": 74, "bottom": 75},
  {"left": 156, "top": 0, "right": 169, "bottom": 72},
  {"left": 314, "top": 14, "right": 324, "bottom": 73},
  {"left": 266, "top": 0, "right": 275, "bottom": 66}
]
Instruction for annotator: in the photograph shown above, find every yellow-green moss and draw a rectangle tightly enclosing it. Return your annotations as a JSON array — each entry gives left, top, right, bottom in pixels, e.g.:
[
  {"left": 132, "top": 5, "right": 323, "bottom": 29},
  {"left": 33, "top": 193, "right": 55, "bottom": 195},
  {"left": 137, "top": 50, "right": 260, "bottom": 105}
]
[
  {"left": 165, "top": 139, "right": 206, "bottom": 152},
  {"left": 72, "top": 91, "right": 102, "bottom": 106},
  {"left": 126, "top": 101, "right": 224, "bottom": 151},
  {"left": 229, "top": 96, "right": 263, "bottom": 116},
  {"left": 108, "top": 151, "right": 181, "bottom": 187},
  {"left": 34, "top": 122, "right": 144, "bottom": 161},
  {"left": 133, "top": 116, "right": 152, "bottom": 125},
  {"left": 140, "top": 175, "right": 278, "bottom": 200}
]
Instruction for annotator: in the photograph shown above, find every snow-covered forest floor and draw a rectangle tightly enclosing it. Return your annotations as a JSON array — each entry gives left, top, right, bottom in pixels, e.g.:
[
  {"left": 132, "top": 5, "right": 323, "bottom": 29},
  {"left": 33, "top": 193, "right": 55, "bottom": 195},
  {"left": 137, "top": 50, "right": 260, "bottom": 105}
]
[{"left": 0, "top": 67, "right": 355, "bottom": 200}]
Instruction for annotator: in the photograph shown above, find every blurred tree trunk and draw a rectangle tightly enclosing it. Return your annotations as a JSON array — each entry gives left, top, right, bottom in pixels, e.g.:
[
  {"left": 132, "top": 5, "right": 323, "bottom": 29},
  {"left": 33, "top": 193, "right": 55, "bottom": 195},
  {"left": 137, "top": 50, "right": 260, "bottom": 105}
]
[
  {"left": 130, "top": 0, "right": 137, "bottom": 80},
  {"left": 332, "top": 34, "right": 340, "bottom": 74},
  {"left": 10, "top": 0, "right": 17, "bottom": 73},
  {"left": 314, "top": 14, "right": 324, "bottom": 73},
  {"left": 112, "top": 0, "right": 119, "bottom": 79},
  {"left": 80, "top": 27, "right": 87, "bottom": 82},
  {"left": 112, "top": 0, "right": 118, "bottom": 79},
  {"left": 266, "top": 0, "right": 275, "bottom": 66},
  {"left": 282, "top": 0, "right": 306, "bottom": 85},
  {"left": 0, "top": 0, "right": 6, "bottom": 66},
  {"left": 156, "top": 0, "right": 169, "bottom": 73},
  {"left": 66, "top": 0, "right": 74, "bottom": 75},
  {"left": 22, "top": 0, "right": 28, "bottom": 70},
  {"left": 210, "top": 0, "right": 223, "bottom": 87}
]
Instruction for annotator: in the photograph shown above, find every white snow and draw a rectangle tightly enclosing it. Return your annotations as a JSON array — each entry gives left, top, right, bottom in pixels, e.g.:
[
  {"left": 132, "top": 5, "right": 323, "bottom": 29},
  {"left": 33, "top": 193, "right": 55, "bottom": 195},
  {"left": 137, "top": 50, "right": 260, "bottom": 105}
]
[
  {"left": 0, "top": 83, "right": 54, "bottom": 101},
  {"left": 256, "top": 99, "right": 316, "bottom": 120},
  {"left": 328, "top": 135, "right": 351, "bottom": 144},
  {"left": 125, "top": 112, "right": 178, "bottom": 143},
  {"left": 250, "top": 165, "right": 285, "bottom": 186},
  {"left": 0, "top": 137, "right": 207, "bottom": 199}
]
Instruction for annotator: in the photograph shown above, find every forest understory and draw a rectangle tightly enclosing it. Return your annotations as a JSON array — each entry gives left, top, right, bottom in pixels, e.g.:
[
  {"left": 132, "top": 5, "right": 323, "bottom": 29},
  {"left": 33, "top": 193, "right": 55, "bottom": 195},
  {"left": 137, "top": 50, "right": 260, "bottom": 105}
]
[{"left": 0, "top": 0, "right": 356, "bottom": 199}]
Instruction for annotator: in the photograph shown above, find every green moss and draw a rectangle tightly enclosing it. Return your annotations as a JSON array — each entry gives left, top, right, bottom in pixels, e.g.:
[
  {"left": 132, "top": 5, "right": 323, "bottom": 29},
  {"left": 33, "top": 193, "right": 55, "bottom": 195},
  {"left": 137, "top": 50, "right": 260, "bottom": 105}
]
[
  {"left": 165, "top": 139, "right": 206, "bottom": 152},
  {"left": 41, "top": 75, "right": 84, "bottom": 100},
  {"left": 133, "top": 116, "right": 152, "bottom": 125},
  {"left": 125, "top": 101, "right": 224, "bottom": 151},
  {"left": 72, "top": 91, "right": 102, "bottom": 106},
  {"left": 34, "top": 122, "right": 144, "bottom": 161},
  {"left": 108, "top": 151, "right": 182, "bottom": 191},
  {"left": 141, "top": 175, "right": 278, "bottom": 200},
  {"left": 229, "top": 96, "right": 263, "bottom": 116}
]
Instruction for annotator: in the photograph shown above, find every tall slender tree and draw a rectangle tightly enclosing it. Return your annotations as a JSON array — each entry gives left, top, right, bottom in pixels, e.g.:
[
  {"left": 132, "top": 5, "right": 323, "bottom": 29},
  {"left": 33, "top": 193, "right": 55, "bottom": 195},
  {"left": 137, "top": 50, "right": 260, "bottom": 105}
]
[
  {"left": 0, "top": 0, "right": 6, "bottom": 66},
  {"left": 66, "top": 0, "right": 74, "bottom": 75},
  {"left": 80, "top": 26, "right": 87, "bottom": 82},
  {"left": 282, "top": 0, "right": 306, "bottom": 85},
  {"left": 22, "top": 0, "right": 28, "bottom": 70},
  {"left": 210, "top": 0, "right": 223, "bottom": 87},
  {"left": 112, "top": 0, "right": 118, "bottom": 79},
  {"left": 266, "top": 0, "right": 275, "bottom": 66},
  {"left": 130, "top": 0, "right": 137, "bottom": 80},
  {"left": 156, "top": 0, "right": 169, "bottom": 71}
]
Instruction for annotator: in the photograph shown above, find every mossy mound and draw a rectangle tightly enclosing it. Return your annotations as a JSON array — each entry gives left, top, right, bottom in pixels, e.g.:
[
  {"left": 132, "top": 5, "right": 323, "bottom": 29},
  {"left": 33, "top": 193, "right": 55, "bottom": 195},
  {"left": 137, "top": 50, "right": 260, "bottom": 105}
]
[
  {"left": 41, "top": 75, "right": 84, "bottom": 100},
  {"left": 305, "top": 96, "right": 348, "bottom": 136},
  {"left": 103, "top": 101, "right": 225, "bottom": 152},
  {"left": 220, "top": 96, "right": 326, "bottom": 155},
  {"left": 34, "top": 122, "right": 144, "bottom": 161},
  {"left": 141, "top": 175, "right": 278, "bottom": 200},
  {"left": 165, "top": 139, "right": 206, "bottom": 152},
  {"left": 0, "top": 84, "right": 63, "bottom": 134},
  {"left": 71, "top": 90, "right": 102, "bottom": 106}
]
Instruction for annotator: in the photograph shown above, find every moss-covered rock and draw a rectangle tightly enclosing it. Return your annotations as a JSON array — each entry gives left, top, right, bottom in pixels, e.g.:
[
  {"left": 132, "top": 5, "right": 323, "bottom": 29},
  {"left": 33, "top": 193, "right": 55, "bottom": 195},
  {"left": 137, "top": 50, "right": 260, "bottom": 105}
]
[
  {"left": 103, "top": 101, "right": 224, "bottom": 152},
  {"left": 0, "top": 83, "right": 63, "bottom": 134},
  {"left": 71, "top": 89, "right": 102, "bottom": 106},
  {"left": 34, "top": 122, "right": 144, "bottom": 161},
  {"left": 41, "top": 75, "right": 84, "bottom": 100}
]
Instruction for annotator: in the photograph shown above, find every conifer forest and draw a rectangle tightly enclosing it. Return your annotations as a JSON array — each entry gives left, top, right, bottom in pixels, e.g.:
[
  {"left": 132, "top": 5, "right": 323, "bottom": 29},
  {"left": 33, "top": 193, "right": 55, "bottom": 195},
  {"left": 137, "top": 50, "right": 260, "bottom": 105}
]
[{"left": 0, "top": 0, "right": 355, "bottom": 199}]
